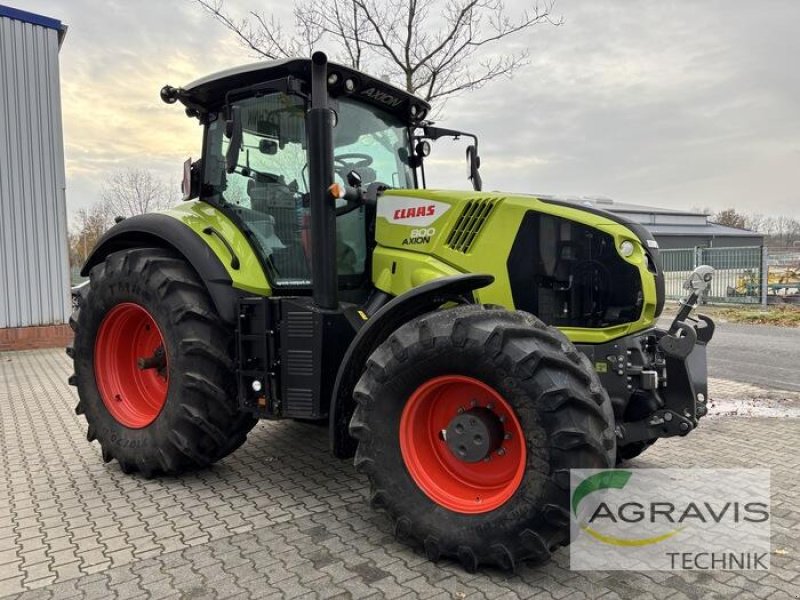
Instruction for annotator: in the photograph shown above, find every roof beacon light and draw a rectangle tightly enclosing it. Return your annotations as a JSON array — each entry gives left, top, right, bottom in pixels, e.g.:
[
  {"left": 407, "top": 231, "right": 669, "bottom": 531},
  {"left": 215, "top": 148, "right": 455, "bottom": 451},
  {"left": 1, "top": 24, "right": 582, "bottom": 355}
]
[{"left": 344, "top": 78, "right": 356, "bottom": 93}]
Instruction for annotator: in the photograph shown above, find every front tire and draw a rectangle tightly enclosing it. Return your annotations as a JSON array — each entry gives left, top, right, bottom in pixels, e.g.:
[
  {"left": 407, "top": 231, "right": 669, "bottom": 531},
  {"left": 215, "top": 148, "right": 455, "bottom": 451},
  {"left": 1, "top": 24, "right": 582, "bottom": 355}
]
[
  {"left": 349, "top": 305, "right": 615, "bottom": 571},
  {"left": 68, "top": 248, "right": 256, "bottom": 476}
]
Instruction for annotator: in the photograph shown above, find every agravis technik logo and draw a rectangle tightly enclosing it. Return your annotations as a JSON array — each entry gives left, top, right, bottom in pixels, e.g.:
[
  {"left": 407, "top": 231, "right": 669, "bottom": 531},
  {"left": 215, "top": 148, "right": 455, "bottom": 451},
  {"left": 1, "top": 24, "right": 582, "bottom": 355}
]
[{"left": 570, "top": 469, "right": 771, "bottom": 571}]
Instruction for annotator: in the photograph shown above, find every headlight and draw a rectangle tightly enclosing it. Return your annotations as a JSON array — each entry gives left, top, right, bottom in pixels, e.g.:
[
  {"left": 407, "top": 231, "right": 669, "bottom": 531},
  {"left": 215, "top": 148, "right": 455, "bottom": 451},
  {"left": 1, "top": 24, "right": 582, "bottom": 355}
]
[{"left": 619, "top": 240, "right": 635, "bottom": 258}]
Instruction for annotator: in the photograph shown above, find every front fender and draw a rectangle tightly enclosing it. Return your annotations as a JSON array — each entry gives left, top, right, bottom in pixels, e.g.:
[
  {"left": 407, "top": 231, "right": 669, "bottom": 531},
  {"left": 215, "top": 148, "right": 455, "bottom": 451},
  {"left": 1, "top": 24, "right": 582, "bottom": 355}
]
[{"left": 329, "top": 273, "right": 494, "bottom": 458}]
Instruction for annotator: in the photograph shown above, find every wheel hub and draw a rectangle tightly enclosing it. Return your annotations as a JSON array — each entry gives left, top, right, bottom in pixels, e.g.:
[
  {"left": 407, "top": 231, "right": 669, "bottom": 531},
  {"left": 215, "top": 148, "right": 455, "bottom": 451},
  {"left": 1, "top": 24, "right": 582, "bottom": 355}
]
[
  {"left": 94, "top": 303, "right": 169, "bottom": 429},
  {"left": 444, "top": 407, "right": 504, "bottom": 463},
  {"left": 399, "top": 375, "right": 526, "bottom": 514}
]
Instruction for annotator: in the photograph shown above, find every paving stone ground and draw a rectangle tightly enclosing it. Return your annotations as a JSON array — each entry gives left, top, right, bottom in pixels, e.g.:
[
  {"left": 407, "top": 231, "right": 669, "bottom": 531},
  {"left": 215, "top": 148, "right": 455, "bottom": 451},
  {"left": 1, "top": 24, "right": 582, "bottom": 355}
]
[{"left": 1, "top": 349, "right": 798, "bottom": 599}]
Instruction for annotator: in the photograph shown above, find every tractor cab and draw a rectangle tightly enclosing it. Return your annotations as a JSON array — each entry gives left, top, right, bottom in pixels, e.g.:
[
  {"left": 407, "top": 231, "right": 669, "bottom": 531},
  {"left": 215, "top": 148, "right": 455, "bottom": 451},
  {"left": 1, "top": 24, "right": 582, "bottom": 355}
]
[{"left": 163, "top": 56, "right": 472, "bottom": 300}]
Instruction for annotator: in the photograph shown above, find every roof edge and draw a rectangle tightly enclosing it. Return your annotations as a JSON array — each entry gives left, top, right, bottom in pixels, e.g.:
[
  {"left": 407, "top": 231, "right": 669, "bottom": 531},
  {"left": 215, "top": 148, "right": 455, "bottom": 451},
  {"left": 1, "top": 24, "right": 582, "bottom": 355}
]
[{"left": 0, "top": 4, "right": 67, "bottom": 45}]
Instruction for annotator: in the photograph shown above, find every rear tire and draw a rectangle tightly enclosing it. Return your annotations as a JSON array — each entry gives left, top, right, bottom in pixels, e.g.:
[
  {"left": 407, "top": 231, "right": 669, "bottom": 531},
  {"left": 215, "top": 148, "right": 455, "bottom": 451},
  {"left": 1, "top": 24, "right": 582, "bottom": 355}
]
[
  {"left": 68, "top": 248, "right": 256, "bottom": 476},
  {"left": 349, "top": 305, "right": 615, "bottom": 571}
]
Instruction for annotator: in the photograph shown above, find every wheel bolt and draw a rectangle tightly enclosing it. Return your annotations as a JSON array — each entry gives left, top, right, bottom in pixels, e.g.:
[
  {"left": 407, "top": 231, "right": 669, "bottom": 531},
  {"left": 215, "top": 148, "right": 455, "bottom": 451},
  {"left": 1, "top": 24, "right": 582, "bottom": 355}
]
[
  {"left": 504, "top": 432, "right": 512, "bottom": 440},
  {"left": 497, "top": 447, "right": 506, "bottom": 456}
]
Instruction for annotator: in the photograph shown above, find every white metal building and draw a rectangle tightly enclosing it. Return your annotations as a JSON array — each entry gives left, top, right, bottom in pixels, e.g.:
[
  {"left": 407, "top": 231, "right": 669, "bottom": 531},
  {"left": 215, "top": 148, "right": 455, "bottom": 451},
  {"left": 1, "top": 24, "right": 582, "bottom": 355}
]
[{"left": 0, "top": 5, "right": 69, "bottom": 342}]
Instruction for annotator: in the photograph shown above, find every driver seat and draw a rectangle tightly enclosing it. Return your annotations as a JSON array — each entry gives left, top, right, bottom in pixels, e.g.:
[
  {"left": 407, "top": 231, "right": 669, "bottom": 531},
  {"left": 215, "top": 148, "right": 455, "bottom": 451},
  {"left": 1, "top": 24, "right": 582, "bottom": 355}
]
[{"left": 247, "top": 175, "right": 310, "bottom": 280}]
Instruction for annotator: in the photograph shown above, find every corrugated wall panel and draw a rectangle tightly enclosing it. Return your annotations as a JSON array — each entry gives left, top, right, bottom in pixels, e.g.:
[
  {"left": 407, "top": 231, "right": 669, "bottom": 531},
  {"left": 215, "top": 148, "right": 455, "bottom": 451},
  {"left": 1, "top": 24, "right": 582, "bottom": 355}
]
[{"left": 0, "top": 16, "right": 70, "bottom": 328}]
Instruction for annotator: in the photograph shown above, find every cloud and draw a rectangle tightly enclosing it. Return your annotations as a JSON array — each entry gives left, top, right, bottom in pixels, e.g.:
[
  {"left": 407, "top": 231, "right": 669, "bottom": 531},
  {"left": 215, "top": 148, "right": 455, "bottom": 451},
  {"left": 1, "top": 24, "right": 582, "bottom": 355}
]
[
  {"left": 16, "top": 0, "right": 800, "bottom": 219},
  {"left": 436, "top": 0, "right": 800, "bottom": 215}
]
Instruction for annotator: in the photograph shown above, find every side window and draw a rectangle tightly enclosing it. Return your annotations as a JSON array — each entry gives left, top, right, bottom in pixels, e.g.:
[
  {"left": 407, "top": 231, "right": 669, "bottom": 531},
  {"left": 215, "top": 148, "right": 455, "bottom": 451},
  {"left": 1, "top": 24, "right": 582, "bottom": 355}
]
[
  {"left": 206, "top": 94, "right": 312, "bottom": 285},
  {"left": 204, "top": 94, "right": 375, "bottom": 286},
  {"left": 335, "top": 208, "right": 366, "bottom": 276}
]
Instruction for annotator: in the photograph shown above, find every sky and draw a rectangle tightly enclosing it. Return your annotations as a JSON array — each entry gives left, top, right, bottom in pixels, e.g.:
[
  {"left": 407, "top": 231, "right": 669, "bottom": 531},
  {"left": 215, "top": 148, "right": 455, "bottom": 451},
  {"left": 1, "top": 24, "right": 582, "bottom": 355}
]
[{"left": 11, "top": 0, "right": 800, "bottom": 221}]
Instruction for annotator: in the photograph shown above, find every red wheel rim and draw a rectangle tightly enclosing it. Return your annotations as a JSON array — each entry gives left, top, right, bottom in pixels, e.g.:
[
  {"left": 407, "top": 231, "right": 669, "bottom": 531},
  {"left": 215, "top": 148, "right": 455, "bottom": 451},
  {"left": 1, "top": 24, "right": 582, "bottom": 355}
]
[
  {"left": 94, "top": 303, "right": 169, "bottom": 429},
  {"left": 399, "top": 375, "right": 526, "bottom": 514}
]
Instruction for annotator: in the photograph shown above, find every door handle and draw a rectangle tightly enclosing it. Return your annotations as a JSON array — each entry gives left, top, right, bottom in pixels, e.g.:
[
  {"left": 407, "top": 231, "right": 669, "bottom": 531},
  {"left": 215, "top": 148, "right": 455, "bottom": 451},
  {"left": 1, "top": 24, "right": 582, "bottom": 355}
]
[{"left": 202, "top": 227, "right": 240, "bottom": 270}]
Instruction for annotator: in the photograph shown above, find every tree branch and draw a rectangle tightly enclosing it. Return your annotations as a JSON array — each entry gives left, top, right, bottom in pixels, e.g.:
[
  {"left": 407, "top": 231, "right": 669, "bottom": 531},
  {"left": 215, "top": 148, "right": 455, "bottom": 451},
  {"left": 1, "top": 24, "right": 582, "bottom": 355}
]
[{"left": 195, "top": 0, "right": 562, "bottom": 104}]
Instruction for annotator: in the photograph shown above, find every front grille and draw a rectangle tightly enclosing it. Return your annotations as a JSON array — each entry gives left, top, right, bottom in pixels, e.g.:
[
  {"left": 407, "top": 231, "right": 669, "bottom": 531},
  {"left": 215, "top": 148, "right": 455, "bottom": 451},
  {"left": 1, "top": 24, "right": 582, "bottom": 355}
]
[{"left": 445, "top": 197, "right": 500, "bottom": 253}]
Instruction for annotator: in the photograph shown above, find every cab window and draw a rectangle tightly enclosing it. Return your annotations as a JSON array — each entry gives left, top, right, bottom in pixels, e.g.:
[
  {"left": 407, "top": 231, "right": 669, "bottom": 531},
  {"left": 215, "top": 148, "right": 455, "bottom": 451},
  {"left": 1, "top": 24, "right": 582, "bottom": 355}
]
[{"left": 203, "top": 93, "right": 414, "bottom": 287}]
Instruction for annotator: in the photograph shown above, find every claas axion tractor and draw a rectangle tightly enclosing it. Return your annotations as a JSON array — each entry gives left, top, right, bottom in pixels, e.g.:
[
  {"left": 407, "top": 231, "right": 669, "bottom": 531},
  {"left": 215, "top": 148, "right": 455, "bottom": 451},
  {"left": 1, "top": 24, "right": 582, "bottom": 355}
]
[{"left": 69, "top": 52, "right": 715, "bottom": 570}]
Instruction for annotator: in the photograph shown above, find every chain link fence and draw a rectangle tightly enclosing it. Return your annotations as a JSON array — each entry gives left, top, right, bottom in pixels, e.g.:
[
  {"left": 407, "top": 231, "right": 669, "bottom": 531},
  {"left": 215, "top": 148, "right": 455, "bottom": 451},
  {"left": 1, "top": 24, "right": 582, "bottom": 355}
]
[{"left": 660, "top": 246, "right": 800, "bottom": 305}]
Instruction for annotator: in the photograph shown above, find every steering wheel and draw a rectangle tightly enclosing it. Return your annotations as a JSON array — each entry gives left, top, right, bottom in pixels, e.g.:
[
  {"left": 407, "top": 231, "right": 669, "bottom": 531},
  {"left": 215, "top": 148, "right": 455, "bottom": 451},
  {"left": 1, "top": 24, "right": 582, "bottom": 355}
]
[{"left": 334, "top": 153, "right": 373, "bottom": 171}]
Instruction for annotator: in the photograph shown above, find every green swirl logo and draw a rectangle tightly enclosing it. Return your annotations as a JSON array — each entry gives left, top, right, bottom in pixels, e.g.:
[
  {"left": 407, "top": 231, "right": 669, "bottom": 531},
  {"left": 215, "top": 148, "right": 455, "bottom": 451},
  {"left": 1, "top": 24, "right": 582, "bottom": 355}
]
[{"left": 572, "top": 471, "right": 682, "bottom": 547}]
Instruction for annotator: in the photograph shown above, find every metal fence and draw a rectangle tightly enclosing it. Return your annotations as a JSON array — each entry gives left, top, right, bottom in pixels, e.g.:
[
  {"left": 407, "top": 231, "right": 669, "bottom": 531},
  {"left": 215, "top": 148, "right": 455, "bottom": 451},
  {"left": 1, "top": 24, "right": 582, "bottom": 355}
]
[{"left": 660, "top": 246, "right": 766, "bottom": 305}]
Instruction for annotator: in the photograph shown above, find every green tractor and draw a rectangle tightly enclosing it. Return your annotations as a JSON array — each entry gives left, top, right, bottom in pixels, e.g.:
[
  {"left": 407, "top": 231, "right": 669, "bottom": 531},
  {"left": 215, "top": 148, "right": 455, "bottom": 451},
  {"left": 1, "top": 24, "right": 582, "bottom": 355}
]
[{"left": 69, "top": 52, "right": 715, "bottom": 570}]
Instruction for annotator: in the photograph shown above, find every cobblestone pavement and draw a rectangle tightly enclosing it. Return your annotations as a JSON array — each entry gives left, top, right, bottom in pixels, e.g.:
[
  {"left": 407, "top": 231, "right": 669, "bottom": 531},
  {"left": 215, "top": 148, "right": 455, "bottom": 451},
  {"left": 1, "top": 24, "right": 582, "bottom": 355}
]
[{"left": 1, "top": 349, "right": 798, "bottom": 599}]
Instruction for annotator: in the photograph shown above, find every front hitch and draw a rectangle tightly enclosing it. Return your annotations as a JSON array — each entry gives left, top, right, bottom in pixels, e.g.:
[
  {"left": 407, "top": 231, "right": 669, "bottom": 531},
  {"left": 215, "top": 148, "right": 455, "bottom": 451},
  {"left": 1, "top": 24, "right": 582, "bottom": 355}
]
[
  {"left": 658, "top": 264, "right": 715, "bottom": 358},
  {"left": 617, "top": 266, "right": 716, "bottom": 445}
]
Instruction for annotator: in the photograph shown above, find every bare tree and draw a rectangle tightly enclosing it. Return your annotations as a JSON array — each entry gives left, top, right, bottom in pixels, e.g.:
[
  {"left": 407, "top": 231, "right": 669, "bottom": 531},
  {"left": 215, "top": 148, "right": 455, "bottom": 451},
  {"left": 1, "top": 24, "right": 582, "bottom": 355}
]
[
  {"left": 711, "top": 208, "right": 800, "bottom": 247},
  {"left": 195, "top": 0, "right": 561, "bottom": 103},
  {"left": 764, "top": 215, "right": 800, "bottom": 247},
  {"left": 68, "top": 203, "right": 114, "bottom": 268},
  {"left": 101, "top": 169, "right": 176, "bottom": 219},
  {"left": 713, "top": 208, "right": 749, "bottom": 230}
]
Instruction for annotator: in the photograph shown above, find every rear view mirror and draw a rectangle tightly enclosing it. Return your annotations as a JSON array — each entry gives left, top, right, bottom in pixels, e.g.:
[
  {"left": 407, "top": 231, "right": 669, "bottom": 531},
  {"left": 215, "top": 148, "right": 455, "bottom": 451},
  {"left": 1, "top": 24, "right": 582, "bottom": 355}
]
[
  {"left": 225, "top": 105, "right": 243, "bottom": 174},
  {"left": 466, "top": 145, "right": 482, "bottom": 191},
  {"left": 259, "top": 139, "right": 278, "bottom": 155},
  {"left": 181, "top": 157, "right": 202, "bottom": 201}
]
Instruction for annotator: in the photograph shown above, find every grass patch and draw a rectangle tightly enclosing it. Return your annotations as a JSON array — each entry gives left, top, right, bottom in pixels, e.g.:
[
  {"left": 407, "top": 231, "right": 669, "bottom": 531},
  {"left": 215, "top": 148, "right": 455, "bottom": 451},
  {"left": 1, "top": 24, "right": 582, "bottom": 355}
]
[
  {"left": 662, "top": 303, "right": 800, "bottom": 326},
  {"left": 716, "top": 305, "right": 800, "bottom": 327}
]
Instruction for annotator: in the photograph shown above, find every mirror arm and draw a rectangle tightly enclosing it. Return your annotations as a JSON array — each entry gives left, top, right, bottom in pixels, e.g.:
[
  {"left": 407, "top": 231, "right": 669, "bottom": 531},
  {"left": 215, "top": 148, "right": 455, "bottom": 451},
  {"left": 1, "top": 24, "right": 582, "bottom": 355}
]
[{"left": 421, "top": 125, "right": 479, "bottom": 154}]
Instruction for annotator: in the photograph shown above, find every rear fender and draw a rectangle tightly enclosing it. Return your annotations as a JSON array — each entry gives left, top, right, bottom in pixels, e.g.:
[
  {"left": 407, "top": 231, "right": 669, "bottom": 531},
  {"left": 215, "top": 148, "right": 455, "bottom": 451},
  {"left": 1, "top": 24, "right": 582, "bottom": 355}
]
[
  {"left": 81, "top": 206, "right": 270, "bottom": 323},
  {"left": 329, "top": 273, "right": 494, "bottom": 458}
]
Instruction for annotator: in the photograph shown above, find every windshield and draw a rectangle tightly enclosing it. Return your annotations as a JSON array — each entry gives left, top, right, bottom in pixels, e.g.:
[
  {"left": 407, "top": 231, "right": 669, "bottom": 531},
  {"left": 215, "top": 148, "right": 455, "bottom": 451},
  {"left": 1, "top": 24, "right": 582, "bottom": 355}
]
[
  {"left": 203, "top": 92, "right": 414, "bottom": 286},
  {"left": 333, "top": 99, "right": 414, "bottom": 189}
]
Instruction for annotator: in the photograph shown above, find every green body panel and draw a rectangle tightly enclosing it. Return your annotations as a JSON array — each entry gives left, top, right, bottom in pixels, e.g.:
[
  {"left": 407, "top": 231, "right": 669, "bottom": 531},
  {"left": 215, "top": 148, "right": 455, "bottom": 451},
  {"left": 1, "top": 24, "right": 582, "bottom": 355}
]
[
  {"left": 161, "top": 201, "right": 271, "bottom": 296},
  {"left": 372, "top": 247, "right": 461, "bottom": 294},
  {"left": 374, "top": 189, "right": 659, "bottom": 344}
]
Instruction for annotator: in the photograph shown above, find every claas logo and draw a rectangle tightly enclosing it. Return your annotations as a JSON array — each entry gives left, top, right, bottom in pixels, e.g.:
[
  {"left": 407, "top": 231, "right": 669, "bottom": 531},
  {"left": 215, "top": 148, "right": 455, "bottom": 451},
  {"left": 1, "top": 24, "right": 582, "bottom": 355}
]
[{"left": 393, "top": 205, "right": 436, "bottom": 220}]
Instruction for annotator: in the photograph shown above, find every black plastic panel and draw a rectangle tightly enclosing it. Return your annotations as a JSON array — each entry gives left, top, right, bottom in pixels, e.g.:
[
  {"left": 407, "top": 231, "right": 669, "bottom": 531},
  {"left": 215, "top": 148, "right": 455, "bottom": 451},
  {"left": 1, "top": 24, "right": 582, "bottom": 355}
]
[
  {"left": 278, "top": 297, "right": 357, "bottom": 419},
  {"left": 507, "top": 211, "right": 644, "bottom": 328}
]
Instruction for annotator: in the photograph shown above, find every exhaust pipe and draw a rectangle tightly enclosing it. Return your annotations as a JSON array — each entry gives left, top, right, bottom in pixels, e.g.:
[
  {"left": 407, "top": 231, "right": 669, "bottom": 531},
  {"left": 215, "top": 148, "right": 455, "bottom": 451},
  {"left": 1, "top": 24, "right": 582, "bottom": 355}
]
[{"left": 307, "top": 51, "right": 338, "bottom": 310}]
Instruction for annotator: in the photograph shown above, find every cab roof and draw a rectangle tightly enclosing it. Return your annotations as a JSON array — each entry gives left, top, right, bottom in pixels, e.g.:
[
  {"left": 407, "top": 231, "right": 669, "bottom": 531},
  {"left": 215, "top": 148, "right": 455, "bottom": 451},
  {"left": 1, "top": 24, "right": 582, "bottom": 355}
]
[{"left": 180, "top": 57, "right": 430, "bottom": 123}]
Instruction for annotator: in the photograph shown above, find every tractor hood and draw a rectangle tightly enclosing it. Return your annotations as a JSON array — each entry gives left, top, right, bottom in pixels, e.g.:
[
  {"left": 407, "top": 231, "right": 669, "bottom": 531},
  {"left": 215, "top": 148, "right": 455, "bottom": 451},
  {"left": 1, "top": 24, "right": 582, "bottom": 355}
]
[{"left": 371, "top": 189, "right": 666, "bottom": 343}]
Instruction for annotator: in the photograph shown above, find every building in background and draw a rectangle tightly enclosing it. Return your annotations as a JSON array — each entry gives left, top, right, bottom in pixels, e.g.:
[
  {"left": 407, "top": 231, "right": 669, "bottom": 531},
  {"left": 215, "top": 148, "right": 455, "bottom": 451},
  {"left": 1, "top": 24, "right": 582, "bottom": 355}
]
[
  {"left": 575, "top": 197, "right": 764, "bottom": 250},
  {"left": 0, "top": 5, "right": 70, "bottom": 350}
]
